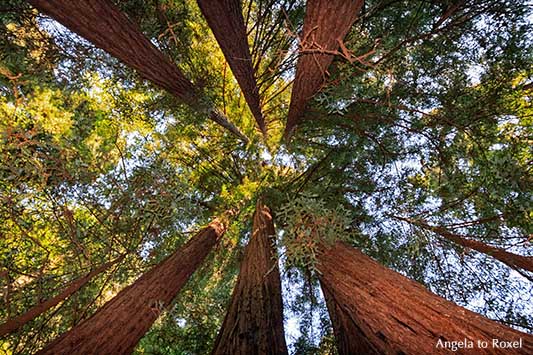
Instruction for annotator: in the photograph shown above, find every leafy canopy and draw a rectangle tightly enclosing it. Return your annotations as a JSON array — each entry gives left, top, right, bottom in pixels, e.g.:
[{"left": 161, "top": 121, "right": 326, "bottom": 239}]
[{"left": 0, "top": 0, "right": 532, "bottom": 353}]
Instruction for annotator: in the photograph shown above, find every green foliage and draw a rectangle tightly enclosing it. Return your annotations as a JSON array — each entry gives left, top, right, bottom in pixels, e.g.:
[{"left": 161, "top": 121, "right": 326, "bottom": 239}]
[
  {"left": 277, "top": 194, "right": 354, "bottom": 273},
  {"left": 1, "top": 0, "right": 533, "bottom": 353}
]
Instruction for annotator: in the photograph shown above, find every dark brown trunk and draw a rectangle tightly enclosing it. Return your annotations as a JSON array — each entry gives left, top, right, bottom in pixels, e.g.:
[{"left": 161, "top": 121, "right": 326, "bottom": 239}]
[
  {"left": 197, "top": 0, "right": 265, "bottom": 134},
  {"left": 0, "top": 255, "right": 123, "bottom": 337},
  {"left": 318, "top": 241, "right": 533, "bottom": 354},
  {"left": 37, "top": 220, "right": 226, "bottom": 355},
  {"left": 212, "top": 202, "right": 287, "bottom": 355},
  {"left": 28, "top": 0, "right": 248, "bottom": 142},
  {"left": 408, "top": 218, "right": 533, "bottom": 273},
  {"left": 284, "top": 0, "right": 364, "bottom": 138}
]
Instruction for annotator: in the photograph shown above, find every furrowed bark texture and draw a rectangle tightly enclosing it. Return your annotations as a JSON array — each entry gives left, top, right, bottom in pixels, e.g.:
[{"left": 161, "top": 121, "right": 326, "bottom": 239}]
[
  {"left": 413, "top": 219, "right": 533, "bottom": 273},
  {"left": 29, "top": 0, "right": 248, "bottom": 142},
  {"left": 0, "top": 256, "right": 123, "bottom": 337},
  {"left": 321, "top": 282, "right": 379, "bottom": 355},
  {"left": 37, "top": 220, "right": 225, "bottom": 355},
  {"left": 197, "top": 0, "right": 265, "bottom": 134},
  {"left": 284, "top": 0, "right": 364, "bottom": 138},
  {"left": 212, "top": 203, "right": 287, "bottom": 355},
  {"left": 318, "top": 242, "right": 533, "bottom": 355}
]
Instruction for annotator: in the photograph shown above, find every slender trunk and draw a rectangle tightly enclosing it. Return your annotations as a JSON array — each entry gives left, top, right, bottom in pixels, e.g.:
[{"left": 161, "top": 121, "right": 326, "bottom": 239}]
[
  {"left": 197, "top": 0, "right": 265, "bottom": 134},
  {"left": 209, "top": 108, "right": 250, "bottom": 143},
  {"left": 318, "top": 241, "right": 533, "bottom": 354},
  {"left": 284, "top": 0, "right": 364, "bottom": 139},
  {"left": 28, "top": 0, "right": 248, "bottom": 142},
  {"left": 407, "top": 218, "right": 533, "bottom": 273},
  {"left": 212, "top": 202, "right": 287, "bottom": 355},
  {"left": 0, "top": 255, "right": 123, "bottom": 337},
  {"left": 37, "top": 220, "right": 226, "bottom": 355}
]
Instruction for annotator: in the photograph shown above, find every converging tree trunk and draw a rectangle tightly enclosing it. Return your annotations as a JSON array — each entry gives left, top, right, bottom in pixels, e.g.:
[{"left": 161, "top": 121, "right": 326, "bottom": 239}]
[
  {"left": 197, "top": 0, "right": 265, "bottom": 134},
  {"left": 321, "top": 282, "right": 379, "bottom": 355},
  {"left": 284, "top": 0, "right": 364, "bottom": 138},
  {"left": 406, "top": 218, "right": 533, "bottom": 274},
  {"left": 28, "top": 0, "right": 248, "bottom": 142},
  {"left": 212, "top": 202, "right": 287, "bottom": 355},
  {"left": 37, "top": 220, "right": 226, "bottom": 355},
  {"left": 318, "top": 242, "right": 533, "bottom": 354},
  {"left": 0, "top": 255, "right": 124, "bottom": 337}
]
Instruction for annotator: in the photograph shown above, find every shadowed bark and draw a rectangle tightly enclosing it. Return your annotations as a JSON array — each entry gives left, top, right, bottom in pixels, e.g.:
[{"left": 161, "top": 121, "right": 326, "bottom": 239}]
[
  {"left": 284, "top": 0, "right": 364, "bottom": 139},
  {"left": 321, "top": 282, "right": 380, "bottom": 355},
  {"left": 318, "top": 241, "right": 533, "bottom": 354},
  {"left": 405, "top": 218, "right": 533, "bottom": 274},
  {"left": 212, "top": 202, "right": 287, "bottom": 355},
  {"left": 29, "top": 0, "right": 248, "bottom": 142},
  {"left": 37, "top": 220, "right": 226, "bottom": 355},
  {"left": 197, "top": 0, "right": 265, "bottom": 135},
  {"left": 0, "top": 255, "right": 124, "bottom": 337}
]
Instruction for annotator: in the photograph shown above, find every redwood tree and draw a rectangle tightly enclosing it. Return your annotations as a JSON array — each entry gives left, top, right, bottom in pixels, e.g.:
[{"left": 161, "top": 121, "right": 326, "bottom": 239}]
[
  {"left": 0, "top": 254, "right": 124, "bottom": 337},
  {"left": 318, "top": 241, "right": 533, "bottom": 354},
  {"left": 321, "top": 283, "right": 379, "bottom": 355},
  {"left": 197, "top": 0, "right": 265, "bottom": 134},
  {"left": 28, "top": 0, "right": 248, "bottom": 142},
  {"left": 284, "top": 0, "right": 365, "bottom": 138},
  {"left": 212, "top": 202, "right": 288, "bottom": 355},
  {"left": 36, "top": 220, "right": 226, "bottom": 355},
  {"left": 3, "top": 0, "right": 532, "bottom": 353},
  {"left": 405, "top": 218, "right": 533, "bottom": 274}
]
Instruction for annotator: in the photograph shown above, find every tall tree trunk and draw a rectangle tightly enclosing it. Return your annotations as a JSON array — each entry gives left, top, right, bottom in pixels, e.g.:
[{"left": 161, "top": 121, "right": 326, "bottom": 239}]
[
  {"left": 321, "top": 281, "right": 379, "bottom": 355},
  {"left": 37, "top": 220, "right": 226, "bottom": 355},
  {"left": 405, "top": 218, "right": 533, "bottom": 273},
  {"left": 284, "top": 0, "right": 364, "bottom": 139},
  {"left": 212, "top": 202, "right": 287, "bottom": 355},
  {"left": 318, "top": 241, "right": 533, "bottom": 354},
  {"left": 0, "top": 255, "right": 124, "bottom": 337},
  {"left": 28, "top": 0, "right": 248, "bottom": 143},
  {"left": 197, "top": 0, "right": 265, "bottom": 135}
]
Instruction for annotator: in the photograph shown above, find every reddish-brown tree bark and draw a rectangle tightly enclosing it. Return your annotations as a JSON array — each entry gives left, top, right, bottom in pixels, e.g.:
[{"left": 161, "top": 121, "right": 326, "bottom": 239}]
[
  {"left": 284, "top": 0, "right": 364, "bottom": 139},
  {"left": 37, "top": 220, "right": 226, "bottom": 355},
  {"left": 29, "top": 0, "right": 248, "bottom": 142},
  {"left": 197, "top": 0, "right": 265, "bottom": 134},
  {"left": 318, "top": 242, "right": 533, "bottom": 354},
  {"left": 212, "top": 202, "right": 287, "bottom": 355},
  {"left": 407, "top": 218, "right": 533, "bottom": 273},
  {"left": 321, "top": 282, "right": 380, "bottom": 355},
  {"left": 0, "top": 255, "right": 124, "bottom": 337}
]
